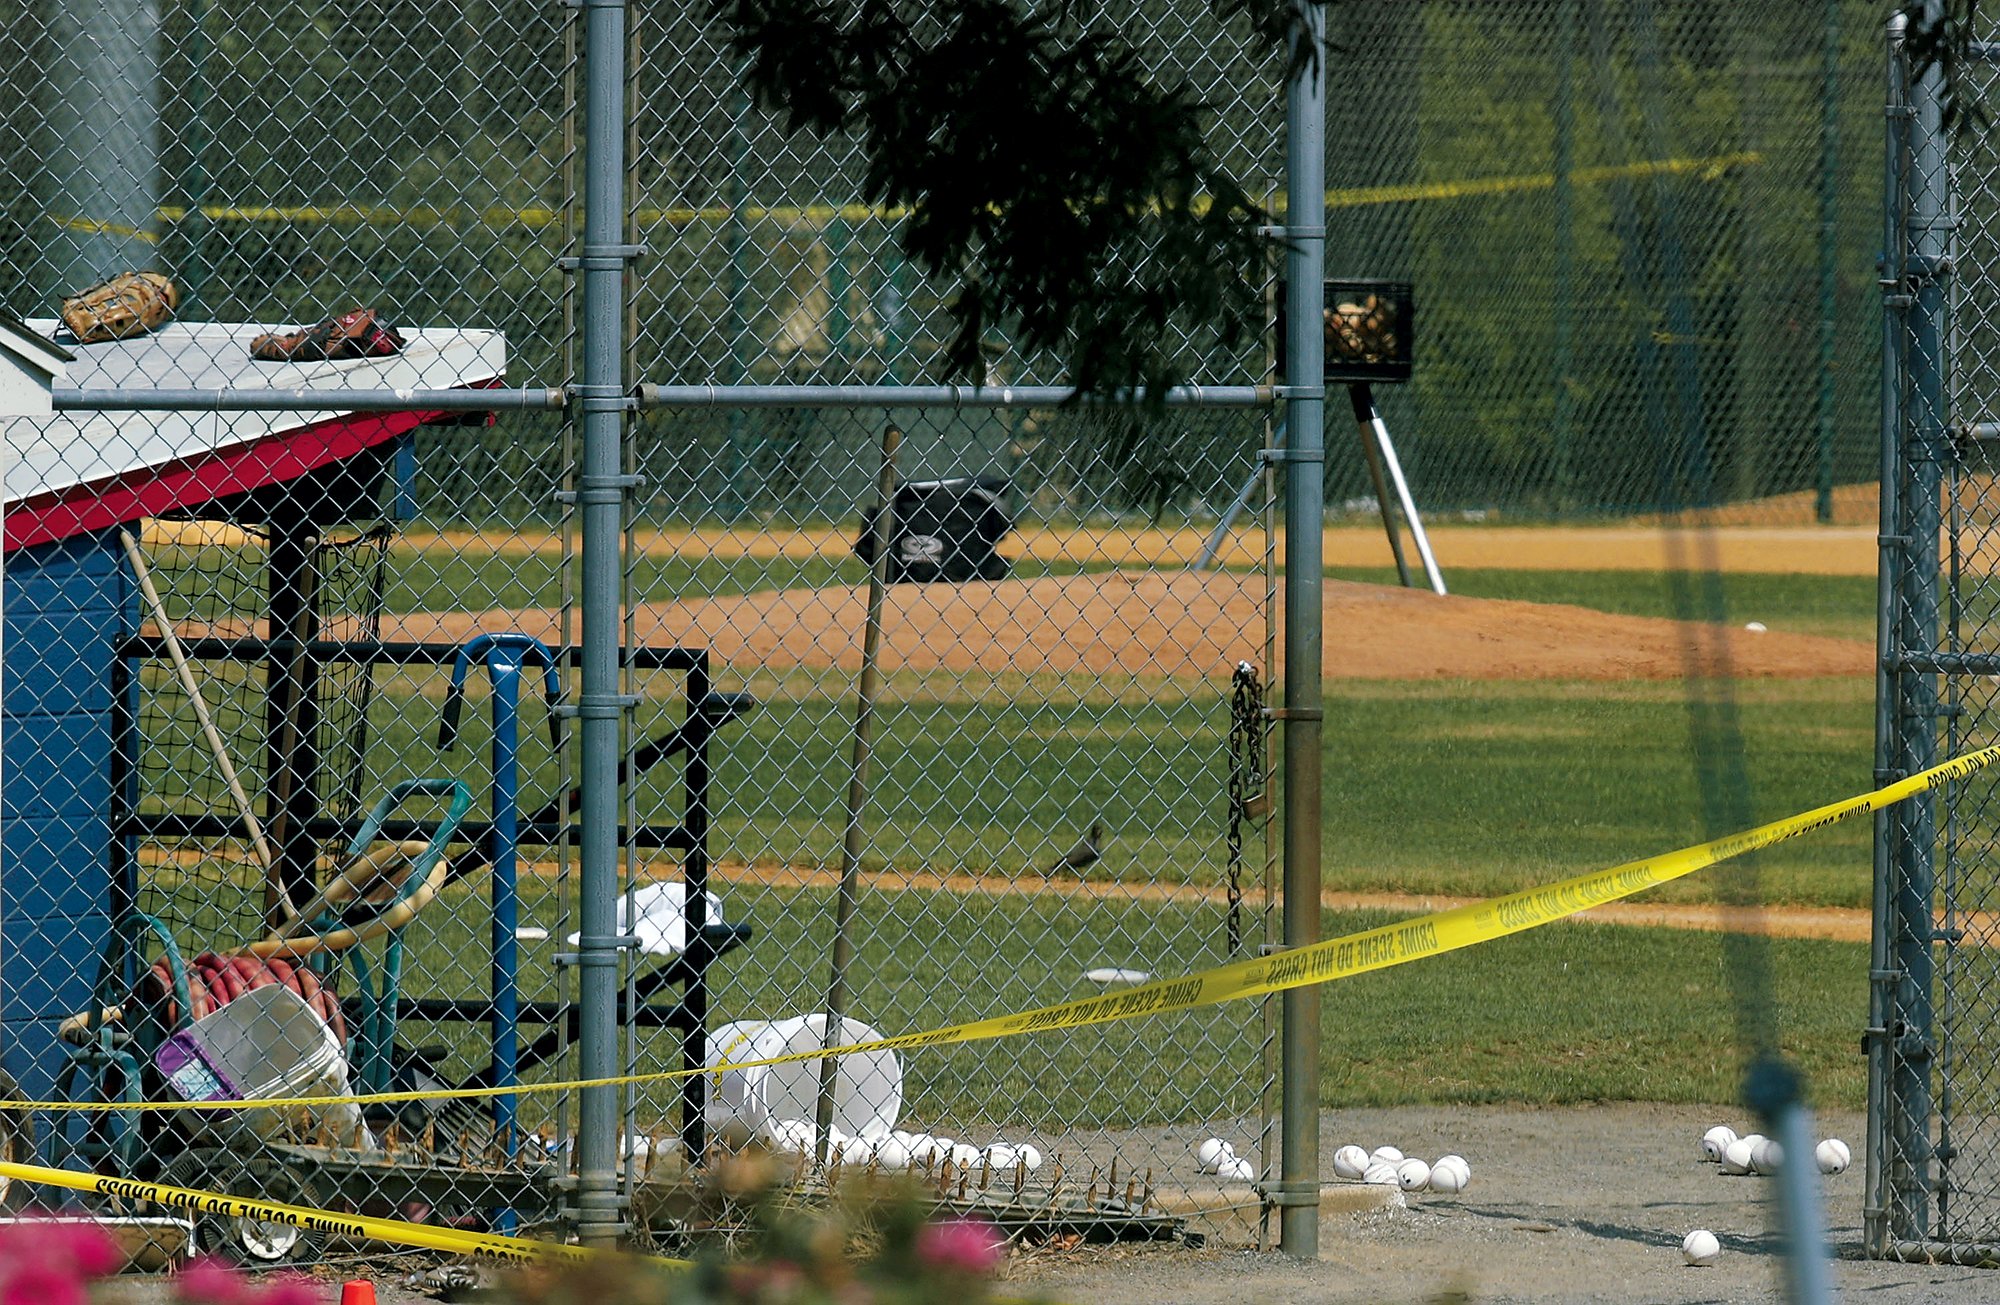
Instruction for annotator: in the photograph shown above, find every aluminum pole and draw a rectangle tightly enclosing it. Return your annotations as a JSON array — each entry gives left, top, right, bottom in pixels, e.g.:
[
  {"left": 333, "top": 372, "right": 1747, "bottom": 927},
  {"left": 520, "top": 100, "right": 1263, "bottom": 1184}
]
[
  {"left": 575, "top": 0, "right": 632, "bottom": 1249},
  {"left": 1892, "top": 1, "right": 1949, "bottom": 1243},
  {"left": 1279, "top": 0, "right": 1327, "bottom": 1259},
  {"left": 1866, "top": 12, "right": 1911, "bottom": 1256}
]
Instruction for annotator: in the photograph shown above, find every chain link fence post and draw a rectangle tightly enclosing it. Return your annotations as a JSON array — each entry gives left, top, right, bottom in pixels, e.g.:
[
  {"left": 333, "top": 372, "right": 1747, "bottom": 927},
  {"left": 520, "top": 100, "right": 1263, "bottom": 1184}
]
[
  {"left": 1279, "top": 0, "right": 1327, "bottom": 1258},
  {"left": 575, "top": 0, "right": 632, "bottom": 1250}
]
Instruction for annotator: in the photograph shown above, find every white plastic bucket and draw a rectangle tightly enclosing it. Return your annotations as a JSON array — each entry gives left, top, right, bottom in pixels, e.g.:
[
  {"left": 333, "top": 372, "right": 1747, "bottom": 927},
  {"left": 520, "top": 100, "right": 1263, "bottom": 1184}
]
[
  {"left": 154, "top": 982, "right": 355, "bottom": 1143},
  {"left": 705, "top": 1014, "right": 902, "bottom": 1146}
]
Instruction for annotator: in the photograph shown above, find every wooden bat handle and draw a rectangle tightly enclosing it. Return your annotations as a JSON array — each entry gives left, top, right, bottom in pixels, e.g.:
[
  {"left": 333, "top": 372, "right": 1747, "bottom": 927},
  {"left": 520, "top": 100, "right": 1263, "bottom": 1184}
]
[{"left": 119, "top": 529, "right": 278, "bottom": 880}]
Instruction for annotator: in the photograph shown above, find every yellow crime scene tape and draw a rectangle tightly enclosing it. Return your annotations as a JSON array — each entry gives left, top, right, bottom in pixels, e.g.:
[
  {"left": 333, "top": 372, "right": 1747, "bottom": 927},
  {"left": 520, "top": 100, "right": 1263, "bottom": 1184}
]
[
  {"left": 49, "top": 149, "right": 1762, "bottom": 243},
  {"left": 0, "top": 746, "right": 1989, "bottom": 1266},
  {"left": 4, "top": 743, "right": 1993, "bottom": 1119},
  {"left": 0, "top": 1157, "right": 678, "bottom": 1267}
]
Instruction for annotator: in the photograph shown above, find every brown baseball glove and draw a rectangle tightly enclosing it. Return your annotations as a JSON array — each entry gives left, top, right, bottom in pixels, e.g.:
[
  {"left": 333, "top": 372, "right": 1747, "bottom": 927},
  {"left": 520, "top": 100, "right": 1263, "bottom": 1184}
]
[
  {"left": 250, "top": 308, "right": 407, "bottom": 362},
  {"left": 59, "top": 270, "right": 180, "bottom": 344}
]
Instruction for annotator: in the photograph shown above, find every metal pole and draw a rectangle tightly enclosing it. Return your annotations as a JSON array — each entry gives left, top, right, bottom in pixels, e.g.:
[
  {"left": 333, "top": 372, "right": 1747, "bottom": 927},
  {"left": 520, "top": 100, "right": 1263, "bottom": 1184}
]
[
  {"left": 1814, "top": 0, "right": 1844, "bottom": 523},
  {"left": 816, "top": 421, "right": 900, "bottom": 1165},
  {"left": 1350, "top": 385, "right": 1445, "bottom": 595},
  {"left": 722, "top": 77, "right": 750, "bottom": 519},
  {"left": 1347, "top": 391, "right": 1412, "bottom": 588},
  {"left": 1893, "top": 0, "right": 1949, "bottom": 1243},
  {"left": 634, "top": 383, "right": 1273, "bottom": 409},
  {"left": 1865, "top": 12, "right": 1911, "bottom": 1256},
  {"left": 1552, "top": 0, "right": 1577, "bottom": 512},
  {"left": 575, "top": 0, "right": 632, "bottom": 1249},
  {"left": 1749, "top": 1060, "right": 1837, "bottom": 1305},
  {"left": 51, "top": 387, "right": 566, "bottom": 412},
  {"left": 48, "top": 384, "right": 1271, "bottom": 413},
  {"left": 481, "top": 647, "right": 527, "bottom": 1163},
  {"left": 1195, "top": 422, "right": 1281, "bottom": 572},
  {"left": 1279, "top": 0, "right": 1326, "bottom": 1258}
]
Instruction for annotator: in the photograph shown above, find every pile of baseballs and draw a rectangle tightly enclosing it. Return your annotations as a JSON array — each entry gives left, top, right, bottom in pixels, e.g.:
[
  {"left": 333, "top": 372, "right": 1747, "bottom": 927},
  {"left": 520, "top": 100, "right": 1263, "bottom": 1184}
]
[
  {"left": 1698, "top": 1125, "right": 1849, "bottom": 1177},
  {"left": 756, "top": 1120, "right": 1042, "bottom": 1172},
  {"left": 1679, "top": 1129, "right": 1852, "bottom": 1267},
  {"left": 1331, "top": 1143, "right": 1471, "bottom": 1194},
  {"left": 1195, "top": 1138, "right": 1256, "bottom": 1181}
]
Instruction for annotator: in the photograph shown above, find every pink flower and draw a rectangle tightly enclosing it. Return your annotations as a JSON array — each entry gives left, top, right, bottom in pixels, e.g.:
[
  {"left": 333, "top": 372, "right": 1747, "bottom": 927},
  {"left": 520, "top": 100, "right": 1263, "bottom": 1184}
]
[
  {"left": 913, "top": 1219, "right": 1005, "bottom": 1276},
  {"left": 0, "top": 1261, "right": 88, "bottom": 1305},
  {"left": 0, "top": 1221, "right": 38, "bottom": 1264},
  {"left": 0, "top": 1217, "right": 122, "bottom": 1279},
  {"left": 45, "top": 1220, "right": 123, "bottom": 1278},
  {"left": 176, "top": 1255, "right": 254, "bottom": 1305}
]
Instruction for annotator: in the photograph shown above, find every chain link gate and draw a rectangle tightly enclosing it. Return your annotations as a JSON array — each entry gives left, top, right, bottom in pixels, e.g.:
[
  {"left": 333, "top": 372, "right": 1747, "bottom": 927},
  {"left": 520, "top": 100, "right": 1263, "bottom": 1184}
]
[
  {"left": 0, "top": 0, "right": 1293, "bottom": 1266},
  {"left": 1876, "top": 5, "right": 2000, "bottom": 1263}
]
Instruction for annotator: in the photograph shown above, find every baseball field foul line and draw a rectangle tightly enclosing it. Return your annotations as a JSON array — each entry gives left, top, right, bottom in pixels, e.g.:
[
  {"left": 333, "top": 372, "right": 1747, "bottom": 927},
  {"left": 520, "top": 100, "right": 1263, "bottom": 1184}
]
[{"left": 5, "top": 744, "right": 1993, "bottom": 1116}]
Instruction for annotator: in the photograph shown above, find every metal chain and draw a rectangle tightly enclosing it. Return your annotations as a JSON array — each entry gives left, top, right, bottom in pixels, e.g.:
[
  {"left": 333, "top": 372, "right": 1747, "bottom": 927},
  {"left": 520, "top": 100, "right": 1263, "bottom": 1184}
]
[{"left": 1226, "top": 661, "right": 1266, "bottom": 955}]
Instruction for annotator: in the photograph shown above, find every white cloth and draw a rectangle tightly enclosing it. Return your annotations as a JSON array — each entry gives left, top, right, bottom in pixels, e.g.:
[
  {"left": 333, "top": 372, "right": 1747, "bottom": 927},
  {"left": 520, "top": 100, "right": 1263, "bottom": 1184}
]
[{"left": 565, "top": 881, "right": 727, "bottom": 957}]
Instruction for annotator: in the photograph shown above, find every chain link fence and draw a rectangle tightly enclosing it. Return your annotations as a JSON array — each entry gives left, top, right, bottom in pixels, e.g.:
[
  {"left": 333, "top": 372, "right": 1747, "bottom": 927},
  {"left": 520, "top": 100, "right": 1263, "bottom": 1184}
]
[
  {"left": 0, "top": 0, "right": 1903, "bottom": 1273},
  {"left": 1327, "top": 1, "right": 1885, "bottom": 522},
  {"left": 0, "top": 0, "right": 1281, "bottom": 1266}
]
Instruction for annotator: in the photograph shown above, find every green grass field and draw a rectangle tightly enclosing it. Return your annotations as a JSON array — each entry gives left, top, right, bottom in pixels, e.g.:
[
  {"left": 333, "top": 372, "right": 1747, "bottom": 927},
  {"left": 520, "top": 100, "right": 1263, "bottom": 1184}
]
[{"left": 133, "top": 547, "right": 1889, "bottom": 1120}]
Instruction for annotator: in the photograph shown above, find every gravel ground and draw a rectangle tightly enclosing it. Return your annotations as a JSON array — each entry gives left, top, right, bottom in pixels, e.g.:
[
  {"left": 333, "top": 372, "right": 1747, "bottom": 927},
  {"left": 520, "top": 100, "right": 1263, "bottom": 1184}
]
[
  {"left": 1006, "top": 1103, "right": 1996, "bottom": 1305},
  {"left": 92, "top": 1102, "right": 2000, "bottom": 1304}
]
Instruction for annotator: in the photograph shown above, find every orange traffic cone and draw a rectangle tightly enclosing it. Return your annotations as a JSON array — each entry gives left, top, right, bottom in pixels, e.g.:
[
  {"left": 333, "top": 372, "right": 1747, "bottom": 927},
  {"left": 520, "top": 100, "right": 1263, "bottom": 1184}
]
[{"left": 338, "top": 1282, "right": 377, "bottom": 1305}]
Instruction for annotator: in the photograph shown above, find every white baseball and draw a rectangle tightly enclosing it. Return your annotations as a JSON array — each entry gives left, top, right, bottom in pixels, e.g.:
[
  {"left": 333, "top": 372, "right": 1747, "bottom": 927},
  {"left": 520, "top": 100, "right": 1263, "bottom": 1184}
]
[
  {"left": 1432, "top": 1155, "right": 1471, "bottom": 1189},
  {"left": 1816, "top": 1138, "right": 1851, "bottom": 1175},
  {"left": 1721, "top": 1138, "right": 1755, "bottom": 1175},
  {"left": 1369, "top": 1145, "right": 1404, "bottom": 1165},
  {"left": 949, "top": 1143, "right": 982, "bottom": 1170},
  {"left": 1219, "top": 1156, "right": 1256, "bottom": 1182},
  {"left": 1395, "top": 1158, "right": 1431, "bottom": 1191},
  {"left": 984, "top": 1144, "right": 1017, "bottom": 1170},
  {"left": 1428, "top": 1161, "right": 1468, "bottom": 1194},
  {"left": 1197, "top": 1138, "right": 1231, "bottom": 1171},
  {"left": 1017, "top": 1144, "right": 1044, "bottom": 1171},
  {"left": 1332, "top": 1145, "right": 1370, "bottom": 1180},
  {"left": 1739, "top": 1133, "right": 1767, "bottom": 1152},
  {"left": 1701, "top": 1126, "right": 1737, "bottom": 1163},
  {"left": 1362, "top": 1160, "right": 1400, "bottom": 1185},
  {"left": 768, "top": 1119, "right": 814, "bottom": 1154},
  {"left": 838, "top": 1134, "right": 874, "bottom": 1165},
  {"left": 1744, "top": 621, "right": 1768, "bottom": 634},
  {"left": 1682, "top": 1229, "right": 1721, "bottom": 1266},
  {"left": 1749, "top": 1138, "right": 1783, "bottom": 1174},
  {"left": 872, "top": 1135, "right": 912, "bottom": 1169}
]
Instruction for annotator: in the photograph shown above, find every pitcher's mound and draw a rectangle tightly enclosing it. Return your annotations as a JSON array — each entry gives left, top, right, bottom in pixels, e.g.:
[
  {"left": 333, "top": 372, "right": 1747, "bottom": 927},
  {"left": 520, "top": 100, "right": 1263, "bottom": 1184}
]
[{"left": 399, "top": 571, "right": 1869, "bottom": 681}]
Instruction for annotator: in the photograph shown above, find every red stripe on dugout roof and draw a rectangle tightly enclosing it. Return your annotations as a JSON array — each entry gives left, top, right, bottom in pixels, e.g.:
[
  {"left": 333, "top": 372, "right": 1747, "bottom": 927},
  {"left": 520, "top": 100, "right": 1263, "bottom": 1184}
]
[
  {"left": 0, "top": 320, "right": 505, "bottom": 553},
  {"left": 2, "top": 408, "right": 434, "bottom": 552}
]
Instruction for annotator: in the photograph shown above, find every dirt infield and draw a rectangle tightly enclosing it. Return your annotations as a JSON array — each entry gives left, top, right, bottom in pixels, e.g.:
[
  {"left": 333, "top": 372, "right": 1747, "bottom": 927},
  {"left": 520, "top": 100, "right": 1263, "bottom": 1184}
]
[
  {"left": 392, "top": 521, "right": 1887, "bottom": 576},
  {"left": 390, "top": 570, "right": 1870, "bottom": 681}
]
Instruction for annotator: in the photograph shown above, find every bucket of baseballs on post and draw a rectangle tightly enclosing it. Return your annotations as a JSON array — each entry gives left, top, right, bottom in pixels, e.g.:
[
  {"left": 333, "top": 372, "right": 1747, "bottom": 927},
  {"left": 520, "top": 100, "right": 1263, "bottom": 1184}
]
[{"left": 705, "top": 1014, "right": 902, "bottom": 1147}]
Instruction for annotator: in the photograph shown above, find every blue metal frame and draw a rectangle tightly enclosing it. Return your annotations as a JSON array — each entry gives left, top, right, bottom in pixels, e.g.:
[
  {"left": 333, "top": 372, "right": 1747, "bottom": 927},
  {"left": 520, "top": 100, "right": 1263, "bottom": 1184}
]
[{"left": 439, "top": 633, "right": 564, "bottom": 1156}]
